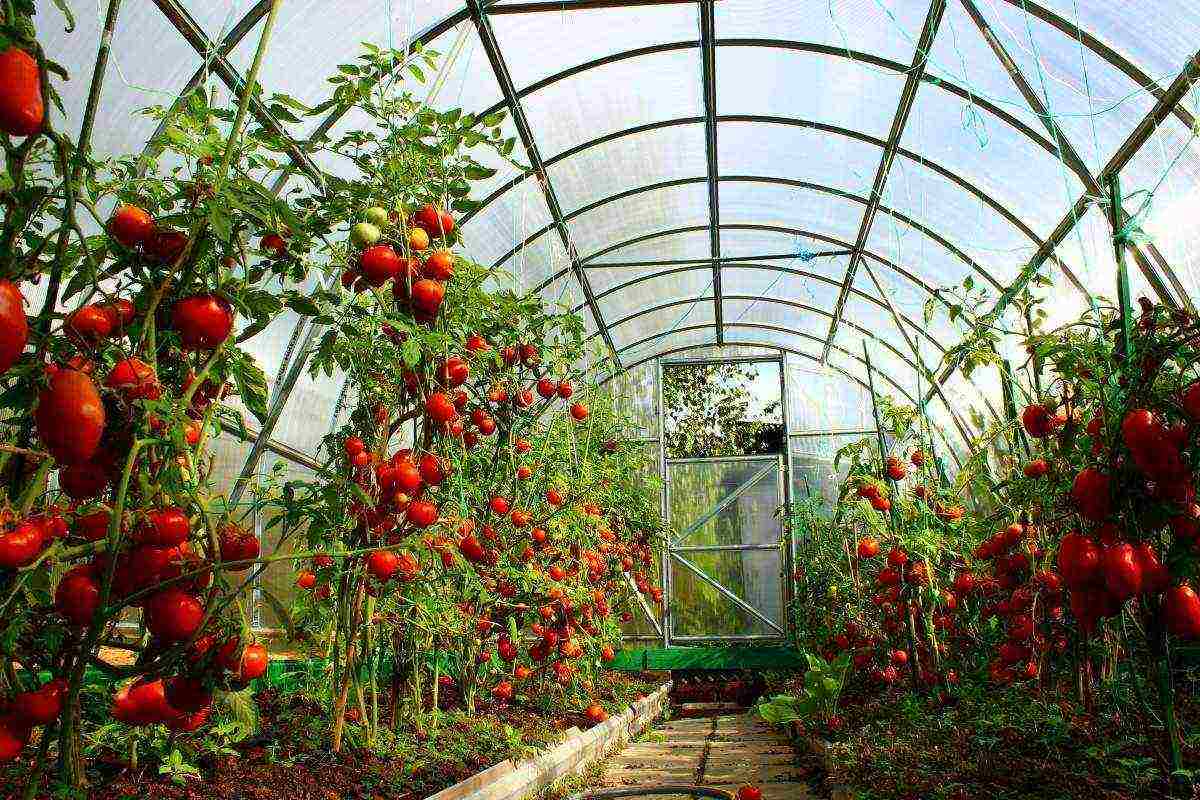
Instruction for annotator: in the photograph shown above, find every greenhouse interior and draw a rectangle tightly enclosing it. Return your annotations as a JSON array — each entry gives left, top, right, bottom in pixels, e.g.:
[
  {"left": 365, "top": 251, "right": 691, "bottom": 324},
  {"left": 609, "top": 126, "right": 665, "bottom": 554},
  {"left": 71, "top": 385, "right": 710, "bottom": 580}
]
[{"left": 2, "top": 0, "right": 1200, "bottom": 798}]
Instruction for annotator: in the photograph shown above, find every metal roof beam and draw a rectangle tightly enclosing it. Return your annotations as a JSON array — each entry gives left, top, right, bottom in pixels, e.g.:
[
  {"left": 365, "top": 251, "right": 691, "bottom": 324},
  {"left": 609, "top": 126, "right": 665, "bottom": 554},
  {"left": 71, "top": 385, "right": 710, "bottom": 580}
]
[
  {"left": 578, "top": 263, "right": 950, "bottom": 355},
  {"left": 699, "top": 0, "right": 722, "bottom": 342},
  {"left": 620, "top": 341, "right": 968, "bottom": 471},
  {"left": 491, "top": 0, "right": 700, "bottom": 11},
  {"left": 498, "top": 175, "right": 1005, "bottom": 291},
  {"left": 960, "top": 0, "right": 1186, "bottom": 312},
  {"left": 466, "top": 0, "right": 621, "bottom": 368},
  {"left": 588, "top": 295, "right": 1003, "bottom": 427},
  {"left": 997, "top": 0, "right": 1194, "bottom": 132},
  {"left": 142, "top": 1, "right": 272, "bottom": 162},
  {"left": 605, "top": 323, "right": 976, "bottom": 455},
  {"left": 924, "top": 46, "right": 1200, "bottom": 405},
  {"left": 822, "top": 0, "right": 947, "bottom": 364},
  {"left": 151, "top": 0, "right": 326, "bottom": 184},
  {"left": 556, "top": 222, "right": 949, "bottom": 306}
]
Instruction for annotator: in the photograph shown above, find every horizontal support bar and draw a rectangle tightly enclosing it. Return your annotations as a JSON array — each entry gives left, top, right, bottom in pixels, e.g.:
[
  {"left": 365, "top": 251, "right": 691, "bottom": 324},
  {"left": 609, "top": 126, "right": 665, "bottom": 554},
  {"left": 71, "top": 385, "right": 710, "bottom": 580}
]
[
  {"left": 673, "top": 544, "right": 781, "bottom": 553},
  {"left": 665, "top": 454, "right": 781, "bottom": 465}
]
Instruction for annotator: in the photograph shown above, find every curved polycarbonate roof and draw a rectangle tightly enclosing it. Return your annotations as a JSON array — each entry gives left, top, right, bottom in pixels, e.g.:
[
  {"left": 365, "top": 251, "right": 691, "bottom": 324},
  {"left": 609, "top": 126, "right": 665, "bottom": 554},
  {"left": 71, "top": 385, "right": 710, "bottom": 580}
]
[{"left": 34, "top": 0, "right": 1200, "bottom": 463}]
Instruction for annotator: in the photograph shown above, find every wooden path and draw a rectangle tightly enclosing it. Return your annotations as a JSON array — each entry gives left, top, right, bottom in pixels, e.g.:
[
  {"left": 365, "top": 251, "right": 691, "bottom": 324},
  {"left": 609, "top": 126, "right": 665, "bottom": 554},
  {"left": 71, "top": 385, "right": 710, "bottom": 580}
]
[{"left": 597, "top": 712, "right": 812, "bottom": 798}]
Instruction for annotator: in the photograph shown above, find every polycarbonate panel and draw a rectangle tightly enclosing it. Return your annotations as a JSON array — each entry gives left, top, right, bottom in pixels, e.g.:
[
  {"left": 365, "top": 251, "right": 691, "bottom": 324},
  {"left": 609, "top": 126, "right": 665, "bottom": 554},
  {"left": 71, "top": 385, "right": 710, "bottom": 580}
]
[
  {"left": 609, "top": 299, "right": 717, "bottom": 352},
  {"left": 866, "top": 210, "right": 1003, "bottom": 291},
  {"left": 1027, "top": 0, "right": 1200, "bottom": 84},
  {"left": 715, "top": 0, "right": 934, "bottom": 64},
  {"left": 939, "top": 0, "right": 1158, "bottom": 176},
  {"left": 723, "top": 323, "right": 823, "bottom": 356},
  {"left": 837, "top": 292, "right": 915, "bottom": 358},
  {"left": 717, "top": 46, "right": 906, "bottom": 140},
  {"left": 900, "top": 84, "right": 1086, "bottom": 238},
  {"left": 610, "top": 361, "right": 658, "bottom": 440},
  {"left": 490, "top": 227, "right": 569, "bottom": 293},
  {"left": 522, "top": 47, "right": 704, "bottom": 158},
  {"left": 719, "top": 181, "right": 866, "bottom": 245},
  {"left": 667, "top": 458, "right": 786, "bottom": 640},
  {"left": 274, "top": 370, "right": 346, "bottom": 456},
  {"left": 1120, "top": 118, "right": 1200, "bottom": 303},
  {"left": 590, "top": 266, "right": 713, "bottom": 308},
  {"left": 670, "top": 549, "right": 782, "bottom": 638},
  {"left": 229, "top": 2, "right": 469, "bottom": 110},
  {"left": 718, "top": 120, "right": 878, "bottom": 198},
  {"left": 491, "top": 3, "right": 699, "bottom": 89},
  {"left": 720, "top": 228, "right": 847, "bottom": 261},
  {"left": 855, "top": 260, "right": 963, "bottom": 350},
  {"left": 623, "top": 325, "right": 717, "bottom": 366},
  {"left": 566, "top": 182, "right": 710, "bottom": 259},
  {"left": 791, "top": 432, "right": 871, "bottom": 510},
  {"left": 587, "top": 228, "right": 712, "bottom": 265},
  {"left": 550, "top": 123, "right": 707, "bottom": 215},
  {"left": 827, "top": 317, "right": 918, "bottom": 399},
  {"left": 883, "top": 155, "right": 1034, "bottom": 284},
  {"left": 720, "top": 262, "right": 848, "bottom": 310},
  {"left": 34, "top": 6, "right": 203, "bottom": 160},
  {"left": 721, "top": 298, "right": 830, "bottom": 341},
  {"left": 784, "top": 355, "right": 873, "bottom": 432},
  {"left": 670, "top": 459, "right": 782, "bottom": 546},
  {"left": 463, "top": 175, "right": 554, "bottom": 267}
]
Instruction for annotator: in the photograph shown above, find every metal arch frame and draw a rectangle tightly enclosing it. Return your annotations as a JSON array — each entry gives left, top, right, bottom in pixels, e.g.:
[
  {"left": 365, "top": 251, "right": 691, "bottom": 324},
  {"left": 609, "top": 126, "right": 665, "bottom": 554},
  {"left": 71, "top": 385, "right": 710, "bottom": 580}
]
[
  {"left": 151, "top": 0, "right": 325, "bottom": 183},
  {"left": 457, "top": 34, "right": 1190, "bottom": 308},
  {"left": 959, "top": 0, "right": 1189, "bottom": 312},
  {"left": 135, "top": 0, "right": 1198, "bottom": 474},
  {"left": 601, "top": 337, "right": 968, "bottom": 469},
  {"left": 699, "top": 0, "right": 723, "bottom": 342},
  {"left": 463, "top": 113, "right": 1053, "bottom": 254},
  {"left": 578, "top": 262, "right": 947, "bottom": 351},
  {"left": 823, "top": 0, "right": 947, "bottom": 364},
  {"left": 466, "top": 0, "right": 622, "bottom": 367},
  {"left": 587, "top": 293, "right": 1001, "bottom": 433},
  {"left": 581, "top": 260, "right": 999, "bottom": 430},
  {"left": 923, "top": 46, "right": 1200, "bottom": 406},
  {"left": 497, "top": 175, "right": 1008, "bottom": 293},
  {"left": 141, "top": 0, "right": 273, "bottom": 160},
  {"left": 581, "top": 223, "right": 949, "bottom": 300}
]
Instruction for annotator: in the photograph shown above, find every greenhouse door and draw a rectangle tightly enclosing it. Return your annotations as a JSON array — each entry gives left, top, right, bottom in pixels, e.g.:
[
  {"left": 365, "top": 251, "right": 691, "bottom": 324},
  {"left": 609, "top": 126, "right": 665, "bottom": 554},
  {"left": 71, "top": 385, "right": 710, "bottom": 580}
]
[
  {"left": 658, "top": 357, "right": 792, "bottom": 645},
  {"left": 664, "top": 455, "right": 789, "bottom": 642}
]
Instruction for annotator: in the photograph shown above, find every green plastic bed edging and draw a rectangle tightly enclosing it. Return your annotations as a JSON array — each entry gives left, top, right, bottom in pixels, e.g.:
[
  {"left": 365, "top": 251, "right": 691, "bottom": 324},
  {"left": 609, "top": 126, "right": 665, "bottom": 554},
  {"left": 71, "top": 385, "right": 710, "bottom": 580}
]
[{"left": 607, "top": 646, "right": 806, "bottom": 671}]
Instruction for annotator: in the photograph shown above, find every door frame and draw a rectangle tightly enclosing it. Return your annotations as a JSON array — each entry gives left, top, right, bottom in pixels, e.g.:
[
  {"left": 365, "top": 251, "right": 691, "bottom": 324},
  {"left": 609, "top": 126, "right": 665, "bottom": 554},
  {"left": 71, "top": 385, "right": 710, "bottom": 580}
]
[{"left": 649, "top": 353, "right": 794, "bottom": 646}]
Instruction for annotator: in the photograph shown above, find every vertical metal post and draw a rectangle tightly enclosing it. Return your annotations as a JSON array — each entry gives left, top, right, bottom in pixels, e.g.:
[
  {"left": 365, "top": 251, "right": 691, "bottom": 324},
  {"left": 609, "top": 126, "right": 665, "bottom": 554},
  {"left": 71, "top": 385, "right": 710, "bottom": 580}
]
[
  {"left": 778, "top": 352, "right": 797, "bottom": 643},
  {"left": 656, "top": 357, "right": 671, "bottom": 649},
  {"left": 1108, "top": 175, "right": 1135, "bottom": 360},
  {"left": 1001, "top": 358, "right": 1032, "bottom": 459}
]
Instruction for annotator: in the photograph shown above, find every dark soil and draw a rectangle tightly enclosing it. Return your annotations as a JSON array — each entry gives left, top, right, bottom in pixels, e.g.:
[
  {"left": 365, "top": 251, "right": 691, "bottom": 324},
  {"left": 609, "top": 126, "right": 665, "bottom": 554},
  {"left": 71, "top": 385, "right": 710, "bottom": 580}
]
[
  {"left": 0, "top": 673, "right": 661, "bottom": 800},
  {"left": 776, "top": 675, "right": 1200, "bottom": 800}
]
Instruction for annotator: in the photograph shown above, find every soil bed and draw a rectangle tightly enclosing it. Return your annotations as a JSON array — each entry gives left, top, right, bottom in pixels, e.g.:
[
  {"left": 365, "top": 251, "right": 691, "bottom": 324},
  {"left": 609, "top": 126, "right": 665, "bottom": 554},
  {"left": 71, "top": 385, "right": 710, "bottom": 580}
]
[
  {"left": 774, "top": 675, "right": 1200, "bottom": 800},
  {"left": 0, "top": 673, "right": 661, "bottom": 800}
]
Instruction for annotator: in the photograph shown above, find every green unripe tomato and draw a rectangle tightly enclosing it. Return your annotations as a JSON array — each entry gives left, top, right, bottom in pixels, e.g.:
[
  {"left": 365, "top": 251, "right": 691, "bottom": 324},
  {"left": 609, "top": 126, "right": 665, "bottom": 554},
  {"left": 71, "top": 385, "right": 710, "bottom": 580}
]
[
  {"left": 364, "top": 207, "right": 389, "bottom": 227},
  {"left": 351, "top": 222, "right": 381, "bottom": 248}
]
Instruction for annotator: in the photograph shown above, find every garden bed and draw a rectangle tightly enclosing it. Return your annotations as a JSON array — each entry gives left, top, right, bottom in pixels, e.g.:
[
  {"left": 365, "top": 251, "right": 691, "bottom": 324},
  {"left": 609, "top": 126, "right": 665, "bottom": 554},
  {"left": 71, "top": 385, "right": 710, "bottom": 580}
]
[
  {"left": 775, "top": 677, "right": 1200, "bottom": 800},
  {"left": 0, "top": 673, "right": 665, "bottom": 800}
]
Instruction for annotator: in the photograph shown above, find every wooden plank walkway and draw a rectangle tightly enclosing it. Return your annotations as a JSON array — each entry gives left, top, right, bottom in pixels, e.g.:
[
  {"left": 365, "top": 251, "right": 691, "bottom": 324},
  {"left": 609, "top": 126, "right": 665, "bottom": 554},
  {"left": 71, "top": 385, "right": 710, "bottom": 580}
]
[{"left": 597, "top": 713, "right": 812, "bottom": 798}]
